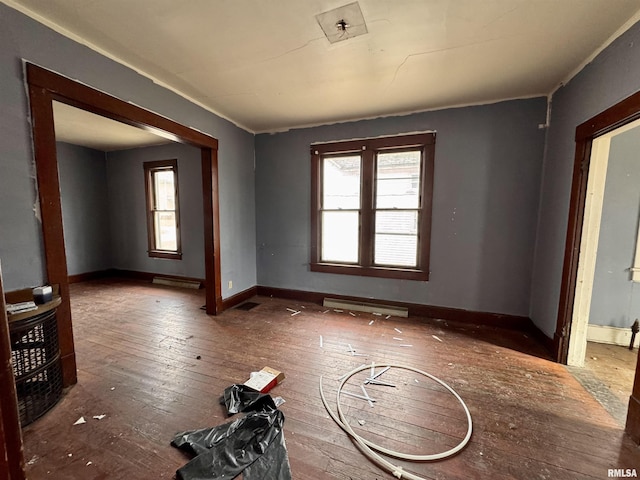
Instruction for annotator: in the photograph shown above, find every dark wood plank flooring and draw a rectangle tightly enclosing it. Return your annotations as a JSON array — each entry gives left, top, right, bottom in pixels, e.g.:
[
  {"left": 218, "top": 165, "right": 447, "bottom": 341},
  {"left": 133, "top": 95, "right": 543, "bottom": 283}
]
[{"left": 21, "top": 278, "right": 640, "bottom": 479}]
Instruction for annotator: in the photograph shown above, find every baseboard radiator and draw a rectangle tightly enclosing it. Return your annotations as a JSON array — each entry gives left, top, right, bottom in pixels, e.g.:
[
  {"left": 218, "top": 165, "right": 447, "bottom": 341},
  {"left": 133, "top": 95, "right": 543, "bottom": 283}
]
[
  {"left": 152, "top": 277, "right": 201, "bottom": 290},
  {"left": 323, "top": 298, "right": 408, "bottom": 318}
]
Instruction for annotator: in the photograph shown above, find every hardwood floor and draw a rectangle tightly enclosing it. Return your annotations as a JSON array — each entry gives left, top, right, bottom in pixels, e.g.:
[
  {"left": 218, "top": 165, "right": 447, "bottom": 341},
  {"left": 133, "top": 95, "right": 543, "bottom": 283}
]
[
  {"left": 585, "top": 342, "right": 637, "bottom": 407},
  {"left": 21, "top": 278, "right": 640, "bottom": 479},
  {"left": 569, "top": 342, "right": 639, "bottom": 425}
]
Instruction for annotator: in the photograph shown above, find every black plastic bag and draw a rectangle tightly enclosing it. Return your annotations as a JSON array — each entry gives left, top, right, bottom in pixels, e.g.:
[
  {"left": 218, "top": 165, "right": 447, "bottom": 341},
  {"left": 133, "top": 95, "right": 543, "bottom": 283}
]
[
  {"left": 221, "top": 383, "right": 276, "bottom": 415},
  {"left": 171, "top": 408, "right": 292, "bottom": 480}
]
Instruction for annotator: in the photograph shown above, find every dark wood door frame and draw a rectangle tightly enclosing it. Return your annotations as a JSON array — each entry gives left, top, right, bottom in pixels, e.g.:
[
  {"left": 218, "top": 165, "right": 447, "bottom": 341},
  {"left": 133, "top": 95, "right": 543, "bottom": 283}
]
[
  {"left": 554, "top": 88, "right": 640, "bottom": 363},
  {"left": 0, "top": 261, "right": 26, "bottom": 480},
  {"left": 26, "top": 63, "right": 223, "bottom": 387},
  {"left": 554, "top": 88, "right": 640, "bottom": 443}
]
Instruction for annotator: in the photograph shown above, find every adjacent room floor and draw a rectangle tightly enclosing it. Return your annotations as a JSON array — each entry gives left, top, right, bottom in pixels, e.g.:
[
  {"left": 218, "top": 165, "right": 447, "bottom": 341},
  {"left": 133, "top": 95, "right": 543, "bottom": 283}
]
[
  {"left": 568, "top": 342, "right": 638, "bottom": 426},
  {"left": 21, "top": 278, "right": 640, "bottom": 479}
]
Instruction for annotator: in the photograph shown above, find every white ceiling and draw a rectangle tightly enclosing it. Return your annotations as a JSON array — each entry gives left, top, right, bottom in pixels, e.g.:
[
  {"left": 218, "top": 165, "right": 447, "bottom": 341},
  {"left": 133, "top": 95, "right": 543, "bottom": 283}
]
[
  {"left": 7, "top": 0, "right": 640, "bottom": 137},
  {"left": 53, "top": 102, "right": 172, "bottom": 152}
]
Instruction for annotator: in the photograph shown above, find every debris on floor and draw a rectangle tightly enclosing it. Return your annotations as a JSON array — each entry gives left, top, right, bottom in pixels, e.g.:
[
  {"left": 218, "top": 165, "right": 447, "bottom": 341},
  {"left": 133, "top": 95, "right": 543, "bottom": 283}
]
[
  {"left": 73, "top": 416, "right": 86, "bottom": 425},
  {"left": 93, "top": 414, "right": 106, "bottom": 420},
  {"left": 347, "top": 344, "right": 367, "bottom": 357},
  {"left": 432, "top": 335, "right": 443, "bottom": 342},
  {"left": 221, "top": 384, "right": 278, "bottom": 415},
  {"left": 172, "top": 388, "right": 292, "bottom": 480},
  {"left": 220, "top": 367, "right": 286, "bottom": 415},
  {"left": 244, "top": 367, "right": 285, "bottom": 394},
  {"left": 341, "top": 390, "right": 376, "bottom": 403}
]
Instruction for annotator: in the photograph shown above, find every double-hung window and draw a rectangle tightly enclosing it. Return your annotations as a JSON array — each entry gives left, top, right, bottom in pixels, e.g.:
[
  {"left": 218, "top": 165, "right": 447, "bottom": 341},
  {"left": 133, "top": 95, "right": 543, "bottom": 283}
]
[
  {"left": 310, "top": 133, "right": 434, "bottom": 280},
  {"left": 144, "top": 159, "right": 182, "bottom": 260}
]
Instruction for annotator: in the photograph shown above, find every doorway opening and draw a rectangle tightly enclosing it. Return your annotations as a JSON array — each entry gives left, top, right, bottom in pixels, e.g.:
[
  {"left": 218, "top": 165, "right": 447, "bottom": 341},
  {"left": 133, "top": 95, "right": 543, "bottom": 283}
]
[
  {"left": 555, "top": 88, "right": 640, "bottom": 441},
  {"left": 564, "top": 119, "right": 640, "bottom": 425},
  {"left": 26, "top": 63, "right": 222, "bottom": 387},
  {"left": 566, "top": 119, "right": 640, "bottom": 367}
]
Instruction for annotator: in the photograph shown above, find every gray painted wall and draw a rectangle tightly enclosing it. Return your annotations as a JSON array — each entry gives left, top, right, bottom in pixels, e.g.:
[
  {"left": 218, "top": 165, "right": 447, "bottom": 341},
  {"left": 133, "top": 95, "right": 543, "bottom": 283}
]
[
  {"left": 57, "top": 142, "right": 112, "bottom": 276},
  {"left": 0, "top": 4, "right": 256, "bottom": 298},
  {"left": 530, "top": 20, "right": 640, "bottom": 337},
  {"left": 589, "top": 127, "right": 640, "bottom": 328},
  {"left": 256, "top": 98, "right": 547, "bottom": 317},
  {"left": 107, "top": 143, "right": 205, "bottom": 279}
]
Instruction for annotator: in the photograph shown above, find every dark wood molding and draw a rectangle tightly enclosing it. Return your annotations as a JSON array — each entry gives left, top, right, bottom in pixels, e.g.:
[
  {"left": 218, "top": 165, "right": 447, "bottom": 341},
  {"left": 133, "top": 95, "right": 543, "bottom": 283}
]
[
  {"left": 627, "top": 348, "right": 640, "bottom": 444},
  {"left": 554, "top": 138, "right": 591, "bottom": 363},
  {"left": 310, "top": 262, "right": 430, "bottom": 280},
  {"left": 27, "top": 64, "right": 218, "bottom": 149},
  {"left": 220, "top": 286, "right": 258, "bottom": 311},
  {"left": 147, "top": 251, "right": 183, "bottom": 260},
  {"left": 68, "top": 269, "right": 206, "bottom": 286},
  {"left": 555, "top": 88, "right": 640, "bottom": 364},
  {"left": 528, "top": 322, "right": 555, "bottom": 355},
  {"left": 112, "top": 270, "right": 205, "bottom": 286},
  {"left": 201, "top": 147, "right": 223, "bottom": 313},
  {"left": 143, "top": 159, "right": 182, "bottom": 259},
  {"left": 256, "top": 285, "right": 536, "bottom": 332},
  {"left": 26, "top": 63, "right": 222, "bottom": 387},
  {"left": 309, "top": 132, "right": 435, "bottom": 281},
  {"left": 28, "top": 81, "right": 77, "bottom": 387},
  {"left": 575, "top": 89, "right": 640, "bottom": 141},
  {"left": 0, "top": 262, "right": 27, "bottom": 480},
  {"left": 68, "top": 270, "right": 113, "bottom": 284},
  {"left": 554, "top": 87, "right": 640, "bottom": 441}
]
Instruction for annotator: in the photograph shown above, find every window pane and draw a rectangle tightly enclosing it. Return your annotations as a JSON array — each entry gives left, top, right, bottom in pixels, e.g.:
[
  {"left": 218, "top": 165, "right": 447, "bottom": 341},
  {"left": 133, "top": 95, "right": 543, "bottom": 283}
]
[
  {"left": 321, "top": 211, "right": 359, "bottom": 263},
  {"left": 323, "top": 155, "right": 361, "bottom": 209},
  {"left": 154, "top": 170, "right": 175, "bottom": 210},
  {"left": 375, "top": 211, "right": 418, "bottom": 266},
  {"left": 376, "top": 151, "right": 421, "bottom": 209},
  {"left": 155, "top": 211, "right": 177, "bottom": 251}
]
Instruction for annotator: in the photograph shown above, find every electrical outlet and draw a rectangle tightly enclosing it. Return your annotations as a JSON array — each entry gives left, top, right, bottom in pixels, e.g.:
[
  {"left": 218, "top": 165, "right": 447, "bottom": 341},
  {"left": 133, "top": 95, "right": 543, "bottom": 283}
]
[{"left": 228, "top": 280, "right": 232, "bottom": 290}]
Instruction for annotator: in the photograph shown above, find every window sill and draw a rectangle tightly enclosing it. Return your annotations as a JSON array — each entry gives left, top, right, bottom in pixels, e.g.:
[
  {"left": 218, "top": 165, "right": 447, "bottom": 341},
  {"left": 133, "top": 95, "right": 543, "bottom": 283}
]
[
  {"left": 148, "top": 250, "right": 182, "bottom": 260},
  {"left": 310, "top": 262, "right": 429, "bottom": 281}
]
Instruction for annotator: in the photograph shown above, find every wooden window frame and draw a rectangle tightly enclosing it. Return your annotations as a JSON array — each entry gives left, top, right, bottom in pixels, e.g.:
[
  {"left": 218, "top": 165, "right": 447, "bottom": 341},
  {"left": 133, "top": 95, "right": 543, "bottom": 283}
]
[
  {"left": 310, "top": 132, "right": 435, "bottom": 281},
  {"left": 144, "top": 159, "right": 182, "bottom": 259}
]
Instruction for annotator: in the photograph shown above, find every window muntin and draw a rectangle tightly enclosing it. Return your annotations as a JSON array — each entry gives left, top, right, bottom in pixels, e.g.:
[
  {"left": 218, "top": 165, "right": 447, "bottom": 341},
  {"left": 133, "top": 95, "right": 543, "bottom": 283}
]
[
  {"left": 310, "top": 133, "right": 434, "bottom": 281},
  {"left": 144, "top": 159, "right": 182, "bottom": 259}
]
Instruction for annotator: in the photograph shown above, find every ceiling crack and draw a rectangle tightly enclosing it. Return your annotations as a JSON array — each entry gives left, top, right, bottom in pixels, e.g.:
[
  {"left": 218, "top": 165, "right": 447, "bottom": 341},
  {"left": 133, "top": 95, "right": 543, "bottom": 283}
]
[
  {"left": 386, "top": 34, "right": 520, "bottom": 89},
  {"left": 258, "top": 36, "right": 325, "bottom": 64},
  {"left": 481, "top": 5, "right": 521, "bottom": 30}
]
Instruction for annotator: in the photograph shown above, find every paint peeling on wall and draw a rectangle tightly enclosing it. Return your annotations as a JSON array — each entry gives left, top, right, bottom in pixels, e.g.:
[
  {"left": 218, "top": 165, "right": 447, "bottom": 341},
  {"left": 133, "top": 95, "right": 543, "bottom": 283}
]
[{"left": 30, "top": 158, "right": 41, "bottom": 222}]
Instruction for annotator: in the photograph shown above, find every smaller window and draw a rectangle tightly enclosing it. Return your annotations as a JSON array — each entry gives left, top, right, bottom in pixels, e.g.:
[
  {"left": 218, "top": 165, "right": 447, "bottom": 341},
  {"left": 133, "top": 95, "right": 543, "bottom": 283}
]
[{"left": 144, "top": 159, "right": 182, "bottom": 259}]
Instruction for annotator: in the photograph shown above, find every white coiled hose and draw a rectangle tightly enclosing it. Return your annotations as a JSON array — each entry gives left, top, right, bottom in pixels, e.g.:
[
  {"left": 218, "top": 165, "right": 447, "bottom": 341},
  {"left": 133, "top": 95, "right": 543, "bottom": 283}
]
[{"left": 319, "top": 363, "right": 473, "bottom": 480}]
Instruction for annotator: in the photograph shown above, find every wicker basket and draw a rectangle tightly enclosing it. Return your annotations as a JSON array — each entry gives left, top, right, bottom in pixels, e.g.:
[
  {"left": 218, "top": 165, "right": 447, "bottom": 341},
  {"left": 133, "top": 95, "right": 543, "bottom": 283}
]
[{"left": 10, "top": 308, "right": 63, "bottom": 426}]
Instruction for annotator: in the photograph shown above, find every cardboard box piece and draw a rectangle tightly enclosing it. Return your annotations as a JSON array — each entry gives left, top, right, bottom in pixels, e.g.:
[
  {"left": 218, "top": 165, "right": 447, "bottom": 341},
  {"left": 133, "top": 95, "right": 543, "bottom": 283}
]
[{"left": 243, "top": 366, "right": 285, "bottom": 393}]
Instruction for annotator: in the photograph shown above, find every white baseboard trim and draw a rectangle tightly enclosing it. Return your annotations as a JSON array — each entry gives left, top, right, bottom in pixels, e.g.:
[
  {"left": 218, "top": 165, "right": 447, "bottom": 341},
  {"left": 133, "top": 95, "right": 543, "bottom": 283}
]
[{"left": 587, "top": 324, "right": 640, "bottom": 348}]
